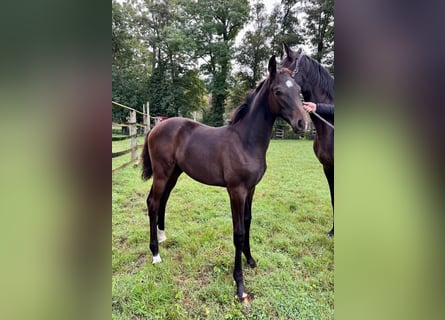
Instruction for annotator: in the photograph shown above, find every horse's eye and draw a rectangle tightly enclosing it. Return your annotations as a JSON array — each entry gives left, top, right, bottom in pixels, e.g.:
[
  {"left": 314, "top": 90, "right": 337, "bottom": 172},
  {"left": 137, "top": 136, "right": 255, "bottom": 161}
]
[{"left": 275, "top": 90, "right": 282, "bottom": 96}]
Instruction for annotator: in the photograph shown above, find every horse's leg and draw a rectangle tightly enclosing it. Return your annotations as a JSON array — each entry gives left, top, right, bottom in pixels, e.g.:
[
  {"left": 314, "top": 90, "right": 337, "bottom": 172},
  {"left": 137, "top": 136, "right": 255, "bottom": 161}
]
[
  {"left": 156, "top": 166, "right": 183, "bottom": 243},
  {"left": 243, "top": 187, "right": 256, "bottom": 268},
  {"left": 228, "top": 186, "right": 248, "bottom": 301},
  {"left": 147, "top": 181, "right": 164, "bottom": 264},
  {"left": 323, "top": 166, "right": 334, "bottom": 237},
  {"left": 147, "top": 171, "right": 174, "bottom": 264}
]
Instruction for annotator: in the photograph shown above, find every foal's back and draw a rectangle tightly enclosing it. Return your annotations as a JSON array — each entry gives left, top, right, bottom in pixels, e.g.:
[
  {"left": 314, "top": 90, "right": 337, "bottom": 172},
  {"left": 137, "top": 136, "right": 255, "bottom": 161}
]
[{"left": 148, "top": 117, "right": 259, "bottom": 187}]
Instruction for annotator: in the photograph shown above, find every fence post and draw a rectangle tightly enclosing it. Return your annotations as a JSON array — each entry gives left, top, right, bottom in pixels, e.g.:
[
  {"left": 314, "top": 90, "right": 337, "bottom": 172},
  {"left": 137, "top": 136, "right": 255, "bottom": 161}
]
[
  {"left": 143, "top": 102, "right": 150, "bottom": 134},
  {"left": 129, "top": 109, "right": 137, "bottom": 162},
  {"left": 144, "top": 101, "right": 150, "bottom": 134}
]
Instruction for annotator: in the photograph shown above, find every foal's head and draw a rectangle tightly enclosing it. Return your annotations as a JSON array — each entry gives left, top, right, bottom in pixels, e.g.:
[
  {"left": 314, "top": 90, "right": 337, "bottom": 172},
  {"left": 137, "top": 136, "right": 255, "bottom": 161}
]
[{"left": 267, "top": 55, "right": 307, "bottom": 133}]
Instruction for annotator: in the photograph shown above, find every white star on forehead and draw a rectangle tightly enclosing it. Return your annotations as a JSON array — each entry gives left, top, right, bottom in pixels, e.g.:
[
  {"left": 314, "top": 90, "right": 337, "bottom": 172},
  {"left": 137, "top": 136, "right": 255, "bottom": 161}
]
[{"left": 285, "top": 80, "right": 294, "bottom": 88}]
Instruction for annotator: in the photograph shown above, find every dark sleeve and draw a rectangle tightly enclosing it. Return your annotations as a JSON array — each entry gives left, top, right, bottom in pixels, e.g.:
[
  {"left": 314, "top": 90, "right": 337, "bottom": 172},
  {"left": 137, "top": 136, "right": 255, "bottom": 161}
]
[{"left": 316, "top": 103, "right": 334, "bottom": 118}]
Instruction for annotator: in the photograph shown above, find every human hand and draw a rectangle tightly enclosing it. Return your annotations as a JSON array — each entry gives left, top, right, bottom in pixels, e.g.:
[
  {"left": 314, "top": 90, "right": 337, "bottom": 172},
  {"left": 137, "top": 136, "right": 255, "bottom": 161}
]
[{"left": 303, "top": 102, "right": 317, "bottom": 113}]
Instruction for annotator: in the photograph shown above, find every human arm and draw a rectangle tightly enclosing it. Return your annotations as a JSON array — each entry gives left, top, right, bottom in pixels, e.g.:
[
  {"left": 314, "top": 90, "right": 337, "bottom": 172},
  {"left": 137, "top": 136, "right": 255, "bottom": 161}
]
[{"left": 315, "top": 103, "right": 334, "bottom": 118}]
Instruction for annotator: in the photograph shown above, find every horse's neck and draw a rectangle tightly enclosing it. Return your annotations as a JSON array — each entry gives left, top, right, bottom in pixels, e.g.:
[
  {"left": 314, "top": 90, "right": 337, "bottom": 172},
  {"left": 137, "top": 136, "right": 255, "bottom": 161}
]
[
  {"left": 236, "top": 90, "right": 276, "bottom": 152},
  {"left": 303, "top": 85, "right": 333, "bottom": 105},
  {"left": 303, "top": 86, "right": 334, "bottom": 139},
  {"left": 302, "top": 60, "right": 334, "bottom": 104}
]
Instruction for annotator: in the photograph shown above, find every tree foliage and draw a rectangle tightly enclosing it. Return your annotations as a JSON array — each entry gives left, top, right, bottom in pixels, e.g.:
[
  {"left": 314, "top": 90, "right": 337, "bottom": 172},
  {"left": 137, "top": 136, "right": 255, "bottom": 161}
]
[
  {"left": 112, "top": 1, "right": 150, "bottom": 122},
  {"left": 302, "top": 0, "right": 334, "bottom": 72},
  {"left": 179, "top": 0, "right": 250, "bottom": 126},
  {"left": 235, "top": 1, "right": 272, "bottom": 90},
  {"left": 112, "top": 0, "right": 334, "bottom": 125}
]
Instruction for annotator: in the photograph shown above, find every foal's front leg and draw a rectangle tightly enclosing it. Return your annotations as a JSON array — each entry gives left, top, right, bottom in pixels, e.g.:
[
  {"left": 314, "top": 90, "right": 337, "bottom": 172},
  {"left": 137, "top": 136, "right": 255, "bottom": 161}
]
[
  {"left": 228, "top": 187, "right": 248, "bottom": 301},
  {"left": 243, "top": 187, "right": 256, "bottom": 268}
]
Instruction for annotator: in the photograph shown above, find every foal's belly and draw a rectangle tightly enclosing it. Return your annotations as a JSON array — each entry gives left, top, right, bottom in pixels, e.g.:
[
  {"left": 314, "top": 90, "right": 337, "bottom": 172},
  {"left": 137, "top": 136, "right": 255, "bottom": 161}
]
[
  {"left": 177, "top": 148, "right": 226, "bottom": 187},
  {"left": 177, "top": 149, "right": 264, "bottom": 188}
]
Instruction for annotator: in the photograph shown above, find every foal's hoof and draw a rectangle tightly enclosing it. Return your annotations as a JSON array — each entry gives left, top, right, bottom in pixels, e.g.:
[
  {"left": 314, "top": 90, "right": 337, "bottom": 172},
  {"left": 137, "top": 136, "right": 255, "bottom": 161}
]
[
  {"left": 327, "top": 229, "right": 334, "bottom": 238},
  {"left": 239, "top": 292, "right": 249, "bottom": 304},
  {"left": 247, "top": 257, "right": 257, "bottom": 268},
  {"left": 152, "top": 254, "right": 162, "bottom": 264}
]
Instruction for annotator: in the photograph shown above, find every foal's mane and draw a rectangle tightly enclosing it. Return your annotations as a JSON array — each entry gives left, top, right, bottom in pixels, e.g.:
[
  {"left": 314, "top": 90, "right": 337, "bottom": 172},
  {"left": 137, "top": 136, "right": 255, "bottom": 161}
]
[
  {"left": 301, "top": 55, "right": 334, "bottom": 100},
  {"left": 229, "top": 80, "right": 265, "bottom": 125}
]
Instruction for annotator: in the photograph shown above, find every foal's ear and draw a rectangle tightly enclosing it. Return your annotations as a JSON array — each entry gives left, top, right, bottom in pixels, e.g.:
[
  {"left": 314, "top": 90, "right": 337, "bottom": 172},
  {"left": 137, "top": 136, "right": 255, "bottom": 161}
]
[
  {"left": 297, "top": 47, "right": 302, "bottom": 54},
  {"left": 268, "top": 55, "right": 277, "bottom": 78}
]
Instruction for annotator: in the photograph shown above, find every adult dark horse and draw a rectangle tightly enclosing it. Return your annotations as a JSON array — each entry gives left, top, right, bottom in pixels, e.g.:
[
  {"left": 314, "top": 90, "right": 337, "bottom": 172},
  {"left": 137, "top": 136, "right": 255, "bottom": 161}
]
[
  {"left": 280, "top": 44, "right": 334, "bottom": 236},
  {"left": 141, "top": 56, "right": 307, "bottom": 301}
]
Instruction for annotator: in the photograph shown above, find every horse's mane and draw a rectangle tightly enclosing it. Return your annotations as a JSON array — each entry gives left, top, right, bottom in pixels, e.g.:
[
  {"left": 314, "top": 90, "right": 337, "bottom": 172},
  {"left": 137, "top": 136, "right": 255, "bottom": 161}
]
[
  {"left": 229, "top": 80, "right": 265, "bottom": 125},
  {"left": 302, "top": 55, "right": 334, "bottom": 100}
]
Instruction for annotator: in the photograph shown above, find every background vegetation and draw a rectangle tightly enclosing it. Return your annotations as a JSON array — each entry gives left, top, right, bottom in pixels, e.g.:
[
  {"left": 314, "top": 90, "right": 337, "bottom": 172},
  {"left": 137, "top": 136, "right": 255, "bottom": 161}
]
[{"left": 112, "top": 0, "right": 334, "bottom": 125}]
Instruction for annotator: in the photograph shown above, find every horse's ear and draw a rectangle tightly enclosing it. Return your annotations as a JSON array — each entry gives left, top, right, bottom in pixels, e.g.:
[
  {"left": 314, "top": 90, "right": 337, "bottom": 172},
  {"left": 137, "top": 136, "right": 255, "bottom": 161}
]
[
  {"left": 283, "top": 43, "right": 299, "bottom": 59},
  {"left": 283, "top": 43, "right": 291, "bottom": 57},
  {"left": 268, "top": 55, "right": 277, "bottom": 78}
]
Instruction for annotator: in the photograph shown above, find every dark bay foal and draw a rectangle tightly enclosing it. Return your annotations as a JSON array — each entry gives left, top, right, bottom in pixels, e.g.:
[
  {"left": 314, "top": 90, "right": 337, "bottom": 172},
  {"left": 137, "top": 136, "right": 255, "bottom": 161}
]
[{"left": 141, "top": 56, "right": 307, "bottom": 301}]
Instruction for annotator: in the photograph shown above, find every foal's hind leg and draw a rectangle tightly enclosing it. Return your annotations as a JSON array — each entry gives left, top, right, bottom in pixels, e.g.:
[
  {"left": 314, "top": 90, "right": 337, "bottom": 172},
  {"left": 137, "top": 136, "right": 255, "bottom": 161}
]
[
  {"left": 147, "top": 166, "right": 178, "bottom": 264},
  {"left": 156, "top": 166, "right": 183, "bottom": 243},
  {"left": 243, "top": 187, "right": 256, "bottom": 268},
  {"left": 323, "top": 166, "right": 334, "bottom": 237},
  {"left": 147, "top": 179, "right": 168, "bottom": 264}
]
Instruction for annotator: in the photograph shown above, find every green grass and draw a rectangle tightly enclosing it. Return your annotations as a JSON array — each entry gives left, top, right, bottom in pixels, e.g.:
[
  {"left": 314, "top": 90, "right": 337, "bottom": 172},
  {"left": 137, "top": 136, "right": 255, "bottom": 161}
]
[{"left": 112, "top": 140, "right": 333, "bottom": 319}]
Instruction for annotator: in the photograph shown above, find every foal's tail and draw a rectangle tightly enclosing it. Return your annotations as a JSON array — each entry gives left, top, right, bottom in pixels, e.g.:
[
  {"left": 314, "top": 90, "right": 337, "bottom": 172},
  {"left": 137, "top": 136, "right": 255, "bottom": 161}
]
[{"left": 141, "top": 134, "right": 153, "bottom": 181}]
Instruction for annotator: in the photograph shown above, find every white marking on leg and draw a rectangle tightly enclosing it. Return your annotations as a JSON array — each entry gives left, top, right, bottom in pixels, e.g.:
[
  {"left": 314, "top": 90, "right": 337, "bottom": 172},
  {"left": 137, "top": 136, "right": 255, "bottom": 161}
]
[
  {"left": 152, "top": 254, "right": 162, "bottom": 264},
  {"left": 157, "top": 226, "right": 166, "bottom": 243}
]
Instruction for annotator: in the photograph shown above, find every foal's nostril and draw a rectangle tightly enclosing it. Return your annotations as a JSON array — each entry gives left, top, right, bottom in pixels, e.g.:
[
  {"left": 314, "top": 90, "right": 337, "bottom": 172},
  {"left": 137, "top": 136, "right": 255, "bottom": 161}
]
[{"left": 297, "top": 119, "right": 305, "bottom": 131}]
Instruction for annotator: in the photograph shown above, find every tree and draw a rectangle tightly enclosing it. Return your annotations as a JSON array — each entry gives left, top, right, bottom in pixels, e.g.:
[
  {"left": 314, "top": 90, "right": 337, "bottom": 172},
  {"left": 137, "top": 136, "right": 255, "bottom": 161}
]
[
  {"left": 235, "top": 1, "right": 272, "bottom": 89},
  {"left": 112, "top": 1, "right": 150, "bottom": 123},
  {"left": 302, "top": 0, "right": 334, "bottom": 72},
  {"left": 181, "top": 0, "right": 250, "bottom": 126},
  {"left": 226, "top": 72, "right": 251, "bottom": 114},
  {"left": 267, "top": 0, "right": 304, "bottom": 57},
  {"left": 128, "top": 0, "right": 207, "bottom": 118}
]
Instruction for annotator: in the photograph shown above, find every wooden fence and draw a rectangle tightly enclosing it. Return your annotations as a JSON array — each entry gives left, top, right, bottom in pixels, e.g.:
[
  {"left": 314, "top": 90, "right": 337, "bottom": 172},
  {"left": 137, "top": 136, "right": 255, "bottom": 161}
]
[{"left": 112, "top": 101, "right": 152, "bottom": 174}]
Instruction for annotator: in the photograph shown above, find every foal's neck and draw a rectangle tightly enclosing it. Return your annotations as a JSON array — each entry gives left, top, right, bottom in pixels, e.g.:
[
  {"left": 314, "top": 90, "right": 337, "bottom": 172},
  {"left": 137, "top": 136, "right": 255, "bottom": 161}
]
[{"left": 236, "top": 86, "right": 276, "bottom": 153}]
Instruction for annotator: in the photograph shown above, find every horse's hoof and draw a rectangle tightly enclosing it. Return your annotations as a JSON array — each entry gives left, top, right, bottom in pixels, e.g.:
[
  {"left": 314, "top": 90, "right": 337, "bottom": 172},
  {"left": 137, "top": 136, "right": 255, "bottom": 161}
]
[
  {"left": 239, "top": 292, "right": 249, "bottom": 304},
  {"left": 247, "top": 258, "right": 256, "bottom": 268},
  {"left": 152, "top": 254, "right": 162, "bottom": 264},
  {"left": 327, "top": 230, "right": 334, "bottom": 238},
  {"left": 157, "top": 227, "right": 167, "bottom": 243}
]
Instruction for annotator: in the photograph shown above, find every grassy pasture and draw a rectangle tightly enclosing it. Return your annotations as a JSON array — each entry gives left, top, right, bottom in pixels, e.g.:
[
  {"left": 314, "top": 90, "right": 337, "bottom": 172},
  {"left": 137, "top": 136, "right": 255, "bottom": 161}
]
[{"left": 112, "top": 139, "right": 333, "bottom": 319}]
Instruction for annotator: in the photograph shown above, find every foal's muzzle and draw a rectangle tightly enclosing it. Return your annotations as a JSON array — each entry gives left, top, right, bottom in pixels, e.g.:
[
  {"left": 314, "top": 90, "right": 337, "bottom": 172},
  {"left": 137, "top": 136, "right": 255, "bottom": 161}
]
[{"left": 291, "top": 118, "right": 307, "bottom": 134}]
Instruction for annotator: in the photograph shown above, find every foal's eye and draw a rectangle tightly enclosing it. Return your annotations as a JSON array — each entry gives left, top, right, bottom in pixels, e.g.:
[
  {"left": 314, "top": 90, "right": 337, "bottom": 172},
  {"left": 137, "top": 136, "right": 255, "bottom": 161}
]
[{"left": 275, "top": 90, "right": 282, "bottom": 96}]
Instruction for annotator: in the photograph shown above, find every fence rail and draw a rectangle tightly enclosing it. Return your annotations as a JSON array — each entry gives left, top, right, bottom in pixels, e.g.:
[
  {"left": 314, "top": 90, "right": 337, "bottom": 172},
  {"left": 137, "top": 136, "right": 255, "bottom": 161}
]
[
  {"left": 112, "top": 134, "right": 138, "bottom": 142},
  {"left": 112, "top": 145, "right": 142, "bottom": 158},
  {"left": 112, "top": 100, "right": 150, "bottom": 174}
]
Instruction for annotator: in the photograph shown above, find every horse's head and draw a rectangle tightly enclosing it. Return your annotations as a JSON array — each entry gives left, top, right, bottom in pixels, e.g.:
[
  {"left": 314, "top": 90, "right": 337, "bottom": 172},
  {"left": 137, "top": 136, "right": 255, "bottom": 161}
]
[
  {"left": 281, "top": 43, "right": 334, "bottom": 104},
  {"left": 280, "top": 44, "right": 307, "bottom": 90},
  {"left": 267, "top": 55, "right": 307, "bottom": 133}
]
